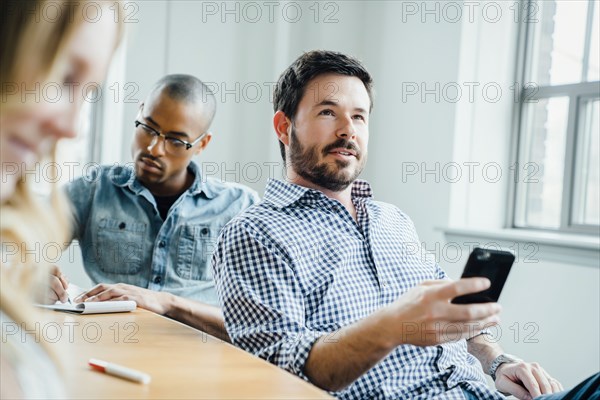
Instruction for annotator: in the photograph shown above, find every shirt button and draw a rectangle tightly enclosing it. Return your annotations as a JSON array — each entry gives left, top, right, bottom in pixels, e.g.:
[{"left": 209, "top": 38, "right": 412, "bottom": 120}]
[
  {"left": 158, "top": 240, "right": 166, "bottom": 248},
  {"left": 153, "top": 276, "right": 162, "bottom": 284},
  {"left": 118, "top": 222, "right": 126, "bottom": 230},
  {"left": 201, "top": 228, "right": 209, "bottom": 235}
]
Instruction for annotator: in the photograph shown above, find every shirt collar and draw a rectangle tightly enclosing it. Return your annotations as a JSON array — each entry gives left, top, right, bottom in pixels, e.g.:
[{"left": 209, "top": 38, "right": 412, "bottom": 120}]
[
  {"left": 111, "top": 161, "right": 216, "bottom": 199},
  {"left": 350, "top": 179, "right": 374, "bottom": 199},
  {"left": 187, "top": 161, "right": 217, "bottom": 198},
  {"left": 264, "top": 178, "right": 373, "bottom": 208}
]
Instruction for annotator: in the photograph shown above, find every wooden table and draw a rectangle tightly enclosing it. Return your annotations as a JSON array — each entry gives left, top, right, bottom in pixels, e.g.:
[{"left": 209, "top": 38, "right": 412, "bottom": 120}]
[{"left": 40, "top": 308, "right": 332, "bottom": 399}]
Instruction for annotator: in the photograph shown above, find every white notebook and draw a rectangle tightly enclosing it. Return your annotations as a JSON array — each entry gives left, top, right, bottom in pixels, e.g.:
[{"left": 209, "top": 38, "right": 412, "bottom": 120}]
[{"left": 38, "top": 284, "right": 137, "bottom": 314}]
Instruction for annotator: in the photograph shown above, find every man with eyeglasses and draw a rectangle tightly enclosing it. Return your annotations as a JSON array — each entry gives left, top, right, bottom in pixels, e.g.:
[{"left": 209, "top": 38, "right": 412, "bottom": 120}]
[{"left": 49, "top": 75, "right": 258, "bottom": 340}]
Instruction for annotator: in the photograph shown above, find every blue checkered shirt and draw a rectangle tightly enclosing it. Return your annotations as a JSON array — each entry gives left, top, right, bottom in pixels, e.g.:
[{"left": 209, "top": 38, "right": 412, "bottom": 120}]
[{"left": 213, "top": 179, "right": 502, "bottom": 399}]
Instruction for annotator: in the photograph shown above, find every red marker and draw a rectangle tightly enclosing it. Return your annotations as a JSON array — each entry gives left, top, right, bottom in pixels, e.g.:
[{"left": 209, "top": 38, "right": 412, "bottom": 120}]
[{"left": 89, "top": 359, "right": 151, "bottom": 384}]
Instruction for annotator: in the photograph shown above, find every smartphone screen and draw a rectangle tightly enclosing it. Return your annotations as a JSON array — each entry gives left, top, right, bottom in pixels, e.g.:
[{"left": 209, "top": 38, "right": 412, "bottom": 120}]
[{"left": 451, "top": 247, "right": 515, "bottom": 304}]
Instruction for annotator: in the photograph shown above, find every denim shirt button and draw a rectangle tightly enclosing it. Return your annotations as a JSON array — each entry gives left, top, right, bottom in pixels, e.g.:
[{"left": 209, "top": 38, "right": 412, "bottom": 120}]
[
  {"left": 118, "top": 222, "right": 126, "bottom": 229},
  {"left": 153, "top": 276, "right": 162, "bottom": 284},
  {"left": 158, "top": 240, "right": 166, "bottom": 248},
  {"left": 201, "top": 228, "right": 209, "bottom": 235}
]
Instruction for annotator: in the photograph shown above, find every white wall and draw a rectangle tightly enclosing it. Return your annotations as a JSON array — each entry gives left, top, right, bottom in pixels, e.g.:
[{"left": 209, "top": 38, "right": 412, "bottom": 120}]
[{"left": 60, "top": 0, "right": 599, "bottom": 388}]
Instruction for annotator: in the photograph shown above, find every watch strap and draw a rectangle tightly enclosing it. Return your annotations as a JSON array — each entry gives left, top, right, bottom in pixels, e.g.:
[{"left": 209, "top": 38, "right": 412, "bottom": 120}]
[{"left": 489, "top": 354, "right": 521, "bottom": 381}]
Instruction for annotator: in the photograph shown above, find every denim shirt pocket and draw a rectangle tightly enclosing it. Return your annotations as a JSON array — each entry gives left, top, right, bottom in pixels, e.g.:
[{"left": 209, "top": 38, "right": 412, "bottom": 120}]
[
  {"left": 96, "top": 218, "right": 146, "bottom": 275},
  {"left": 176, "top": 224, "right": 216, "bottom": 281}
]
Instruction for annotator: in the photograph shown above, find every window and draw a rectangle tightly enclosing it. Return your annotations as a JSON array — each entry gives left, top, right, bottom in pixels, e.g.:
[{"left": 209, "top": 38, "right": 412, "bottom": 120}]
[{"left": 513, "top": 0, "right": 600, "bottom": 234}]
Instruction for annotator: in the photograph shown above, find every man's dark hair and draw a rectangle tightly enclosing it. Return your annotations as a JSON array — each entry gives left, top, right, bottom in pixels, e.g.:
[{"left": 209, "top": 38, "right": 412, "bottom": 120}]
[
  {"left": 272, "top": 50, "right": 374, "bottom": 161},
  {"left": 150, "top": 74, "right": 217, "bottom": 130}
]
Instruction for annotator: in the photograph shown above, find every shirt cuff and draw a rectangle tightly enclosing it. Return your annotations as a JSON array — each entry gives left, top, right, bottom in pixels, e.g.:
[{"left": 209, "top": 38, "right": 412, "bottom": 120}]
[{"left": 287, "top": 330, "right": 327, "bottom": 382}]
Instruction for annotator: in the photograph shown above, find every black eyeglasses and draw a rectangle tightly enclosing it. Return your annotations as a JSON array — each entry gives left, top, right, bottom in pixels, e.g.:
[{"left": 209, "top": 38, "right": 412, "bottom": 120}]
[{"left": 134, "top": 120, "right": 207, "bottom": 156}]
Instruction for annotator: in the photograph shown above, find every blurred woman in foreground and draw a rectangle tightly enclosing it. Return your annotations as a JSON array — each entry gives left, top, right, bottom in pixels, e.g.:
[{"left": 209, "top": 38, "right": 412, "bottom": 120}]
[{"left": 1, "top": 1, "right": 123, "bottom": 397}]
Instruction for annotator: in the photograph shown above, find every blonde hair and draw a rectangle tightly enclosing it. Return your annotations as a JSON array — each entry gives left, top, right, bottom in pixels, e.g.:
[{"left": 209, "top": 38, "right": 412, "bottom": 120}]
[
  {"left": 0, "top": 0, "right": 124, "bottom": 349},
  {"left": 2, "top": 1, "right": 78, "bottom": 111},
  {"left": 1, "top": 0, "right": 126, "bottom": 109},
  {"left": 1, "top": 150, "right": 71, "bottom": 303}
]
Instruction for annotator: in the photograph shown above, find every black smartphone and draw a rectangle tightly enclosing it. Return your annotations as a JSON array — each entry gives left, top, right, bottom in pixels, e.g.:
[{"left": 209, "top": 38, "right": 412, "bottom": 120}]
[{"left": 451, "top": 247, "right": 515, "bottom": 304}]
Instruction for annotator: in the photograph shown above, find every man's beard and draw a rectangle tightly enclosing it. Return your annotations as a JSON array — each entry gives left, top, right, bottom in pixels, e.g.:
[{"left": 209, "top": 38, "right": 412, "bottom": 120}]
[{"left": 288, "top": 127, "right": 366, "bottom": 192}]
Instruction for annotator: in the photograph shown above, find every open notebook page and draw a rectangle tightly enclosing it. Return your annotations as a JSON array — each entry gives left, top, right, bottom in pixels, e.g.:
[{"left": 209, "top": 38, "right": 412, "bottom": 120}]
[{"left": 37, "top": 284, "right": 136, "bottom": 314}]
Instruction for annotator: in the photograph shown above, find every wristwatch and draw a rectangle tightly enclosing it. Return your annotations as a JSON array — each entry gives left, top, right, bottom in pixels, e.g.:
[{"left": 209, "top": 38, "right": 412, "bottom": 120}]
[{"left": 489, "top": 354, "right": 521, "bottom": 381}]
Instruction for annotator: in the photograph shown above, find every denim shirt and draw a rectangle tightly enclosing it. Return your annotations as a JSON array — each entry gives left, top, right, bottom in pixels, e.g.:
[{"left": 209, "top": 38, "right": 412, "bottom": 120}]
[{"left": 65, "top": 161, "right": 259, "bottom": 305}]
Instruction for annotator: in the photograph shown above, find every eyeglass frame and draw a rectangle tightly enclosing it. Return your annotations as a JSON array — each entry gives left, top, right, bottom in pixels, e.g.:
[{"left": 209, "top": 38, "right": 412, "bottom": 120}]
[{"left": 134, "top": 120, "right": 208, "bottom": 152}]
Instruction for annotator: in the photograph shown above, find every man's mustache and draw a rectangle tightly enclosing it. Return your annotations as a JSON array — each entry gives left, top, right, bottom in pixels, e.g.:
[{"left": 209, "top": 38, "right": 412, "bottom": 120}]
[
  {"left": 322, "top": 139, "right": 361, "bottom": 158},
  {"left": 138, "top": 154, "right": 165, "bottom": 170}
]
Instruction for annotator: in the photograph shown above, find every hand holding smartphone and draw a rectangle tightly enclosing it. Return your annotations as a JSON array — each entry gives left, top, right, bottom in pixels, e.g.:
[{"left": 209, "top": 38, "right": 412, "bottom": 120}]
[{"left": 451, "top": 247, "right": 515, "bottom": 304}]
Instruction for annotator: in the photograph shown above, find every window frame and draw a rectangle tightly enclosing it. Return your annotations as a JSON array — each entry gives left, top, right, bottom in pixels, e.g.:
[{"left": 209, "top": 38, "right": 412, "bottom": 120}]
[{"left": 510, "top": 0, "right": 600, "bottom": 236}]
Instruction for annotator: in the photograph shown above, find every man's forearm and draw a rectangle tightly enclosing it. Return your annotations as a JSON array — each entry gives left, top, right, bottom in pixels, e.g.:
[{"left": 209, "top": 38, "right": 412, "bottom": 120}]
[
  {"left": 164, "top": 294, "right": 230, "bottom": 342},
  {"left": 304, "top": 308, "right": 397, "bottom": 392},
  {"left": 466, "top": 333, "right": 503, "bottom": 374}
]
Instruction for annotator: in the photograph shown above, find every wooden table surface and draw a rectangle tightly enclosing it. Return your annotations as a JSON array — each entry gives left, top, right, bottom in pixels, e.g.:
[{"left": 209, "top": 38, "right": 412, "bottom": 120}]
[{"left": 40, "top": 308, "right": 332, "bottom": 399}]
